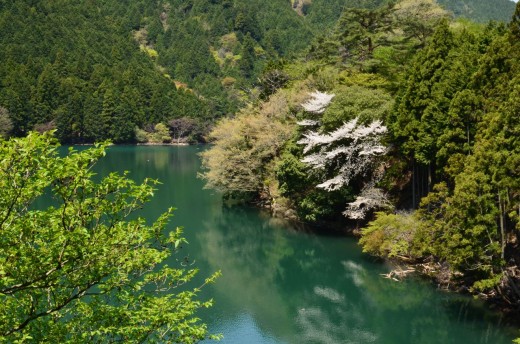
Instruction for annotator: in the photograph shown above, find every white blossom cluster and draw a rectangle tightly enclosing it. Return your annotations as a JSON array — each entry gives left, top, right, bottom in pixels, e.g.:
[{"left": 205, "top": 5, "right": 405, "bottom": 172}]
[
  {"left": 301, "top": 91, "right": 335, "bottom": 114},
  {"left": 297, "top": 118, "right": 388, "bottom": 191},
  {"left": 296, "top": 119, "right": 321, "bottom": 127},
  {"left": 343, "top": 186, "right": 391, "bottom": 219}
]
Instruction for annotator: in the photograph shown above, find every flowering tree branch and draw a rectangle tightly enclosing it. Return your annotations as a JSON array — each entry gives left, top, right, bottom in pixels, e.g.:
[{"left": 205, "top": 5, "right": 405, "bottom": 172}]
[
  {"left": 343, "top": 186, "right": 392, "bottom": 219},
  {"left": 301, "top": 91, "right": 335, "bottom": 114},
  {"left": 298, "top": 118, "right": 388, "bottom": 191}
]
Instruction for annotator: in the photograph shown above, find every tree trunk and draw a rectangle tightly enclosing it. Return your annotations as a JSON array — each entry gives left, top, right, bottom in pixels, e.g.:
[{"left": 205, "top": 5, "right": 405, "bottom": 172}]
[
  {"left": 412, "top": 159, "right": 416, "bottom": 209},
  {"left": 499, "top": 193, "right": 506, "bottom": 260},
  {"left": 428, "top": 162, "right": 432, "bottom": 193}
]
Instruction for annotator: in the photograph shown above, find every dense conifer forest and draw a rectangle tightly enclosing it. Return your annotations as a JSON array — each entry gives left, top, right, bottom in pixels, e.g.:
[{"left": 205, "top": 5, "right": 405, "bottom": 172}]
[{"left": 0, "top": 0, "right": 387, "bottom": 143}]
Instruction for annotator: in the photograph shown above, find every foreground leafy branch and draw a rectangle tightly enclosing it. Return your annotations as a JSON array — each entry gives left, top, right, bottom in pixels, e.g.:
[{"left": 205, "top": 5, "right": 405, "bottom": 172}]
[{"left": 0, "top": 132, "right": 220, "bottom": 343}]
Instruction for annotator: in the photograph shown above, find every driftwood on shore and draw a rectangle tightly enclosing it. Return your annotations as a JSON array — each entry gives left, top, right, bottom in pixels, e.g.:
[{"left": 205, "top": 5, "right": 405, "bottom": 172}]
[{"left": 381, "top": 267, "right": 415, "bottom": 281}]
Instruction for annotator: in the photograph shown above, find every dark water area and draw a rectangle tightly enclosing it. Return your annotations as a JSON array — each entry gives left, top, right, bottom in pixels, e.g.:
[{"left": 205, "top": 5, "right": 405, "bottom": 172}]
[{"left": 66, "top": 145, "right": 518, "bottom": 343}]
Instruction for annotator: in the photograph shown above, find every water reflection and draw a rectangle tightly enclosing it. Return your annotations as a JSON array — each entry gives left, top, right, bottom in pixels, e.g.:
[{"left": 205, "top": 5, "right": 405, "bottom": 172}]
[
  {"left": 196, "top": 207, "right": 297, "bottom": 340},
  {"left": 195, "top": 205, "right": 517, "bottom": 344}
]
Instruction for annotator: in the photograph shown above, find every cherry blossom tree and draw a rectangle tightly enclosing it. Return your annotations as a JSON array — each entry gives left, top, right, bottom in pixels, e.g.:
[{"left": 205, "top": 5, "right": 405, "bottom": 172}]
[{"left": 297, "top": 91, "right": 391, "bottom": 219}]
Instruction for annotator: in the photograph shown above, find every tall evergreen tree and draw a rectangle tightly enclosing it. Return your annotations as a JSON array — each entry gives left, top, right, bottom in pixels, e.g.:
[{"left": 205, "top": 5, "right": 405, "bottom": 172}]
[{"left": 239, "top": 33, "right": 256, "bottom": 78}]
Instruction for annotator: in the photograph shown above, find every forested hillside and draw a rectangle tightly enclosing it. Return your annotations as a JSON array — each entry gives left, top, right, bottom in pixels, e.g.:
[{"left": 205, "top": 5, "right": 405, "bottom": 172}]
[
  {"left": 0, "top": 0, "right": 514, "bottom": 144},
  {"left": 0, "top": 0, "right": 386, "bottom": 143},
  {"left": 201, "top": 0, "right": 520, "bottom": 309},
  {"left": 0, "top": 0, "right": 213, "bottom": 143}
]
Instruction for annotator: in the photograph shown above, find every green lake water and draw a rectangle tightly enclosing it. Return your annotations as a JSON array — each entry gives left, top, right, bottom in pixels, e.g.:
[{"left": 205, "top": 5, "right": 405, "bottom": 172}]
[{"left": 87, "top": 145, "right": 518, "bottom": 344}]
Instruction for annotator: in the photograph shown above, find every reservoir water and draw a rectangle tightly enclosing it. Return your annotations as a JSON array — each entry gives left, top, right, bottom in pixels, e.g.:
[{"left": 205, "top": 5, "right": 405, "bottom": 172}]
[{"left": 90, "top": 145, "right": 518, "bottom": 343}]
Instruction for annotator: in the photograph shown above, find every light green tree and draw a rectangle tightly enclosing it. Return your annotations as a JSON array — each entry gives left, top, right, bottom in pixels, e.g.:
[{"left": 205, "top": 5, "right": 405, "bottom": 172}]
[
  {"left": 199, "top": 88, "right": 302, "bottom": 197},
  {"left": 152, "top": 122, "right": 171, "bottom": 143},
  {"left": 0, "top": 132, "right": 219, "bottom": 343}
]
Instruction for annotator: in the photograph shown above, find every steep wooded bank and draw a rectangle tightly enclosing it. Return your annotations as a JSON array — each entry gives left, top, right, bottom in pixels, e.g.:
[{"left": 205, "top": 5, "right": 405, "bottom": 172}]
[{"left": 201, "top": 1, "right": 520, "bottom": 310}]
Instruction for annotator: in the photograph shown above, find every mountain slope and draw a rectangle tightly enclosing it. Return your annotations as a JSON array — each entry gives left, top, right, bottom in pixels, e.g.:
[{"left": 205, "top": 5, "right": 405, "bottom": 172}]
[
  {"left": 437, "top": 0, "right": 516, "bottom": 22},
  {"left": 0, "top": 0, "right": 516, "bottom": 143},
  {"left": 0, "top": 0, "right": 209, "bottom": 142}
]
